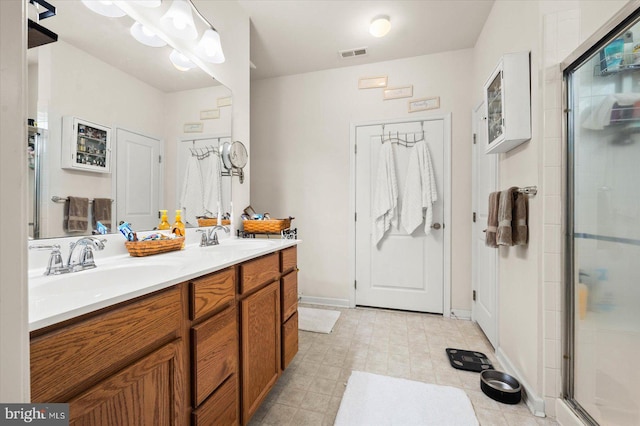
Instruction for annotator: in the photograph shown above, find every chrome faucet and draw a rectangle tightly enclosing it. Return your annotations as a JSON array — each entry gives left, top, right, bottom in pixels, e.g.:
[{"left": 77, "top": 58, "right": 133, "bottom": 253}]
[
  {"left": 197, "top": 225, "right": 230, "bottom": 247},
  {"left": 67, "top": 236, "right": 106, "bottom": 272},
  {"left": 29, "top": 244, "right": 66, "bottom": 275}
]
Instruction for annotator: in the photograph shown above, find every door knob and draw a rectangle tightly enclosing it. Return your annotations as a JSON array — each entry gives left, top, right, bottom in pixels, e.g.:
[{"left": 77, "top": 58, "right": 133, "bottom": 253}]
[{"left": 431, "top": 223, "right": 442, "bottom": 230}]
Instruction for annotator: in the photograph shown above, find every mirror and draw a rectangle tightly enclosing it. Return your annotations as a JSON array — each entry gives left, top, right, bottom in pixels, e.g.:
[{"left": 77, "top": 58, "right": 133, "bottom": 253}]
[{"left": 28, "top": 0, "right": 232, "bottom": 239}]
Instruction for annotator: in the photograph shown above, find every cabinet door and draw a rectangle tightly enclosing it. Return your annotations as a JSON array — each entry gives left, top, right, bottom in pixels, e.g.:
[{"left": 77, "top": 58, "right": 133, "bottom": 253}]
[
  {"left": 240, "top": 281, "right": 280, "bottom": 423},
  {"left": 68, "top": 340, "right": 185, "bottom": 426},
  {"left": 192, "top": 374, "right": 239, "bottom": 426}
]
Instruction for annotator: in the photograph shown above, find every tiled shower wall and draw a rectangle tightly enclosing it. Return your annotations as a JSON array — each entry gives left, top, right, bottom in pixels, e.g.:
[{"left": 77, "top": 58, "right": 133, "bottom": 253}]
[{"left": 542, "top": 7, "right": 580, "bottom": 418}]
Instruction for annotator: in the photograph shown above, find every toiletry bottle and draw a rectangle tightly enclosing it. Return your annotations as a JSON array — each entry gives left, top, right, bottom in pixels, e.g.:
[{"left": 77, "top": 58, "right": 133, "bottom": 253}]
[
  {"left": 158, "top": 210, "right": 171, "bottom": 230},
  {"left": 172, "top": 209, "right": 185, "bottom": 237}
]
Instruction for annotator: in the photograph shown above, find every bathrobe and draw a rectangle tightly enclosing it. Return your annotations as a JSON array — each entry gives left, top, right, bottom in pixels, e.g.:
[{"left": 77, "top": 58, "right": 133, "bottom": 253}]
[
  {"left": 180, "top": 156, "right": 205, "bottom": 227},
  {"left": 401, "top": 140, "right": 438, "bottom": 235},
  {"left": 372, "top": 142, "right": 398, "bottom": 245}
]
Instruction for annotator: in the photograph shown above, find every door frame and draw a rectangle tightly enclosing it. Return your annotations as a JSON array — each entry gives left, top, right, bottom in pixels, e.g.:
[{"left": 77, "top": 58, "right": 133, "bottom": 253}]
[
  {"left": 111, "top": 126, "right": 165, "bottom": 227},
  {"left": 348, "top": 114, "right": 452, "bottom": 317},
  {"left": 470, "top": 101, "right": 500, "bottom": 347}
]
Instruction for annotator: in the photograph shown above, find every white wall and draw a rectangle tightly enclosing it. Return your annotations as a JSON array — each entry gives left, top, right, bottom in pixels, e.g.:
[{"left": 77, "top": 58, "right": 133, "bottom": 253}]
[
  {"left": 0, "top": 0, "right": 29, "bottom": 402},
  {"left": 251, "top": 49, "right": 474, "bottom": 310}
]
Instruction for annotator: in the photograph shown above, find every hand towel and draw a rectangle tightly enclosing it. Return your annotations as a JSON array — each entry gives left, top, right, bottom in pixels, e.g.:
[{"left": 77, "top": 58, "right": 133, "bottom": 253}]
[
  {"left": 372, "top": 142, "right": 398, "bottom": 245},
  {"left": 64, "top": 196, "right": 89, "bottom": 233},
  {"left": 496, "top": 187, "right": 517, "bottom": 246},
  {"left": 202, "top": 155, "right": 221, "bottom": 218},
  {"left": 401, "top": 140, "right": 438, "bottom": 235},
  {"left": 485, "top": 191, "right": 500, "bottom": 248},
  {"left": 91, "top": 198, "right": 112, "bottom": 232},
  {"left": 512, "top": 191, "right": 528, "bottom": 245},
  {"left": 180, "top": 156, "right": 205, "bottom": 227}
]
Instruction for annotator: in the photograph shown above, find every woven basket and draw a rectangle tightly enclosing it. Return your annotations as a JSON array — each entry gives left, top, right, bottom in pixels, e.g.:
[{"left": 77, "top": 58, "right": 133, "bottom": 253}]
[
  {"left": 243, "top": 218, "right": 291, "bottom": 234},
  {"left": 125, "top": 237, "right": 184, "bottom": 257},
  {"left": 197, "top": 218, "right": 231, "bottom": 227}
]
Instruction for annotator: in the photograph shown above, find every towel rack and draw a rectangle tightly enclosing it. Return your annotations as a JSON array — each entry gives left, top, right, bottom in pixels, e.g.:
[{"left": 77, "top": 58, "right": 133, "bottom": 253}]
[
  {"left": 380, "top": 122, "right": 426, "bottom": 147},
  {"left": 51, "top": 196, "right": 114, "bottom": 203},
  {"left": 517, "top": 186, "right": 537, "bottom": 196},
  {"left": 189, "top": 145, "right": 219, "bottom": 159}
]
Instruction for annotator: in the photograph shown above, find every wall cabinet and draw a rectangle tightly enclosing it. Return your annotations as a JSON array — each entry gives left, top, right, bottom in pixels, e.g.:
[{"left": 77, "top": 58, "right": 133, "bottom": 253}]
[
  {"left": 31, "top": 246, "right": 299, "bottom": 426},
  {"left": 62, "top": 116, "right": 111, "bottom": 173},
  {"left": 484, "top": 51, "right": 531, "bottom": 154}
]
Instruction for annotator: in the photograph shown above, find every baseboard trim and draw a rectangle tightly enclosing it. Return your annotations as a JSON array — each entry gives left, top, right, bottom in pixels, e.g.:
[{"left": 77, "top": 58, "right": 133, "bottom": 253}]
[
  {"left": 496, "top": 347, "right": 546, "bottom": 417},
  {"left": 299, "top": 295, "right": 350, "bottom": 308},
  {"left": 451, "top": 309, "right": 472, "bottom": 320},
  {"left": 556, "top": 400, "right": 586, "bottom": 426}
]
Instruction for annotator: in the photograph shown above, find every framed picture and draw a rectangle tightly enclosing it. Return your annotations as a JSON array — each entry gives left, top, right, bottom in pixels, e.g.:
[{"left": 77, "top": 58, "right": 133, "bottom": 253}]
[
  {"left": 358, "top": 76, "right": 388, "bottom": 89},
  {"left": 217, "top": 96, "right": 232, "bottom": 107},
  {"left": 200, "top": 109, "right": 220, "bottom": 120},
  {"left": 383, "top": 85, "right": 413, "bottom": 100},
  {"left": 408, "top": 96, "right": 440, "bottom": 113},
  {"left": 183, "top": 122, "right": 203, "bottom": 133}
]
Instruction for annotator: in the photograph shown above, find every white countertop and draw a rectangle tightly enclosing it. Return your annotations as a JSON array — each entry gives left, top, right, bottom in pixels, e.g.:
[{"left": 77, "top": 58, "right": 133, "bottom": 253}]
[{"left": 29, "top": 235, "right": 300, "bottom": 331}]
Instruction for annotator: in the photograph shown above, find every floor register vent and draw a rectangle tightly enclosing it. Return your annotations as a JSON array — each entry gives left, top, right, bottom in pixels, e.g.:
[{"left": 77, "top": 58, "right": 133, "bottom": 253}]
[{"left": 339, "top": 47, "right": 368, "bottom": 59}]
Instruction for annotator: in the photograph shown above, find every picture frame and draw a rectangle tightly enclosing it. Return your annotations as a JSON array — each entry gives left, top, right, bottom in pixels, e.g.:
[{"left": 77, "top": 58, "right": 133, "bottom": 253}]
[
  {"left": 358, "top": 76, "right": 388, "bottom": 89},
  {"left": 183, "top": 122, "right": 203, "bottom": 133},
  {"left": 383, "top": 85, "right": 413, "bottom": 100},
  {"left": 408, "top": 96, "right": 440, "bottom": 113},
  {"left": 217, "top": 96, "right": 232, "bottom": 107},
  {"left": 200, "top": 109, "right": 220, "bottom": 120}
]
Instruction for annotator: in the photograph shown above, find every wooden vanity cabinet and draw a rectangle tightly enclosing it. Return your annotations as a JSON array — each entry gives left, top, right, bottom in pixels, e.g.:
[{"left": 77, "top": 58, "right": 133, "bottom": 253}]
[{"left": 280, "top": 248, "right": 299, "bottom": 370}]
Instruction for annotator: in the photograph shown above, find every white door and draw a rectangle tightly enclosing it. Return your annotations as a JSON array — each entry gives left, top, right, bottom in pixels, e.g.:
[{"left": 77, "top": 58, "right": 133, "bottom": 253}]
[
  {"left": 471, "top": 103, "right": 498, "bottom": 347},
  {"left": 115, "top": 129, "right": 161, "bottom": 231},
  {"left": 354, "top": 119, "right": 446, "bottom": 313}
]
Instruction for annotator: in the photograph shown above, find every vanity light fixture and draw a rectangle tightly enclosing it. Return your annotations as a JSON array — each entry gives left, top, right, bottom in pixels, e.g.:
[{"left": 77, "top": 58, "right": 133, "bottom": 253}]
[
  {"left": 161, "top": 0, "right": 198, "bottom": 40},
  {"left": 131, "top": 0, "right": 162, "bottom": 7},
  {"left": 369, "top": 15, "right": 391, "bottom": 38},
  {"left": 169, "top": 48, "right": 197, "bottom": 71},
  {"left": 197, "top": 28, "right": 225, "bottom": 63},
  {"left": 130, "top": 22, "right": 167, "bottom": 47},
  {"left": 81, "top": 0, "right": 126, "bottom": 18}
]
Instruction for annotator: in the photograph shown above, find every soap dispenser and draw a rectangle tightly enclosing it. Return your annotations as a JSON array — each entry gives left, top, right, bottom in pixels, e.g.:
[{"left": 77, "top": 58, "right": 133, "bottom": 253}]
[
  {"left": 172, "top": 209, "right": 185, "bottom": 237},
  {"left": 158, "top": 210, "right": 170, "bottom": 230}
]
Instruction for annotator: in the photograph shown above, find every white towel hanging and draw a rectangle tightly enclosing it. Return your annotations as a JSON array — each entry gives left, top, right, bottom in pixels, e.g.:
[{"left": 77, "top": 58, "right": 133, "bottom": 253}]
[
  {"left": 179, "top": 156, "right": 205, "bottom": 227},
  {"left": 401, "top": 140, "right": 437, "bottom": 234},
  {"left": 372, "top": 141, "right": 398, "bottom": 245}
]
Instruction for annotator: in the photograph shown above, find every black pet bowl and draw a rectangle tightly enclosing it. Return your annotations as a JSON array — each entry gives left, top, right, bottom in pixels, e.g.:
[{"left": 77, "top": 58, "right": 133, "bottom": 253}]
[{"left": 480, "top": 369, "right": 522, "bottom": 404}]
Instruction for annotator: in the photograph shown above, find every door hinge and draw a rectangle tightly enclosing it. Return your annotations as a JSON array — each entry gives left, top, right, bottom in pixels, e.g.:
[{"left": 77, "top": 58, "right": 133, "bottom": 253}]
[
  {"left": 473, "top": 133, "right": 477, "bottom": 145},
  {"left": 158, "top": 155, "right": 162, "bottom": 163},
  {"left": 473, "top": 212, "right": 476, "bottom": 222},
  {"left": 354, "top": 280, "right": 357, "bottom": 289},
  {"left": 354, "top": 212, "right": 357, "bottom": 222},
  {"left": 354, "top": 144, "right": 357, "bottom": 154},
  {"left": 473, "top": 290, "right": 477, "bottom": 301}
]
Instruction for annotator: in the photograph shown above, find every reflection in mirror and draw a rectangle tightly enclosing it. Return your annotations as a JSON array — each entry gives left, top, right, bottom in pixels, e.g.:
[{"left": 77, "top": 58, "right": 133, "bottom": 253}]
[{"left": 27, "top": 0, "right": 232, "bottom": 239}]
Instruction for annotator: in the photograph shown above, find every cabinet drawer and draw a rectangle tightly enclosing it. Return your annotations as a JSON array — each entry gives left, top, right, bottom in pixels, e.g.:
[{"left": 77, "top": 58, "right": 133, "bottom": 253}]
[
  {"left": 281, "top": 270, "right": 298, "bottom": 323},
  {"left": 282, "top": 312, "right": 298, "bottom": 370},
  {"left": 239, "top": 252, "right": 279, "bottom": 295},
  {"left": 192, "top": 305, "right": 238, "bottom": 407},
  {"left": 280, "top": 247, "right": 297, "bottom": 273},
  {"left": 31, "top": 287, "right": 181, "bottom": 402},
  {"left": 190, "top": 267, "right": 235, "bottom": 321},
  {"left": 192, "top": 374, "right": 239, "bottom": 426}
]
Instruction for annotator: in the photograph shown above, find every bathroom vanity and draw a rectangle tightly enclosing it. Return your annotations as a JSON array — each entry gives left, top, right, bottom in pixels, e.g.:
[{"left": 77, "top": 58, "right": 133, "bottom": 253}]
[{"left": 28, "top": 238, "right": 299, "bottom": 425}]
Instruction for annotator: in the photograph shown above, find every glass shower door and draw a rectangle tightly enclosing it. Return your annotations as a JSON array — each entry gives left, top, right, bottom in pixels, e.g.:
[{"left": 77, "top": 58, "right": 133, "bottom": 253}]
[{"left": 566, "top": 13, "right": 640, "bottom": 426}]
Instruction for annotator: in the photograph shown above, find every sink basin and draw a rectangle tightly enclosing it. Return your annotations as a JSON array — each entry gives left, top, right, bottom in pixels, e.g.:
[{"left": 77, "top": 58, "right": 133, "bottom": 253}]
[{"left": 202, "top": 239, "right": 278, "bottom": 251}]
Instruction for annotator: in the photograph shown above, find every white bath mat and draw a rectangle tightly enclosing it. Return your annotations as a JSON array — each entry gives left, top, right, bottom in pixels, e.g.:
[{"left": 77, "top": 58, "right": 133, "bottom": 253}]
[
  {"left": 335, "top": 371, "right": 478, "bottom": 426},
  {"left": 297, "top": 307, "right": 341, "bottom": 334}
]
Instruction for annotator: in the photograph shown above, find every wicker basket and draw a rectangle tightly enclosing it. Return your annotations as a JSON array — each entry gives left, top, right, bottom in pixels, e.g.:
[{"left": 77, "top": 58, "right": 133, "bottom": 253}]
[
  {"left": 243, "top": 218, "right": 291, "bottom": 234},
  {"left": 125, "top": 237, "right": 184, "bottom": 257},
  {"left": 197, "top": 218, "right": 231, "bottom": 227}
]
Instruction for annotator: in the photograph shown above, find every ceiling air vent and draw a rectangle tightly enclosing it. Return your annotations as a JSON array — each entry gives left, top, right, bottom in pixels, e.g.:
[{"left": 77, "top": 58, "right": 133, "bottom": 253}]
[{"left": 339, "top": 47, "right": 368, "bottom": 59}]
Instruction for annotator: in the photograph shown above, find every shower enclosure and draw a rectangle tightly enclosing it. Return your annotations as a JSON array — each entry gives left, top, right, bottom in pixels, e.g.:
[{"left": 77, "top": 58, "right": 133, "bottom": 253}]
[{"left": 564, "top": 7, "right": 640, "bottom": 425}]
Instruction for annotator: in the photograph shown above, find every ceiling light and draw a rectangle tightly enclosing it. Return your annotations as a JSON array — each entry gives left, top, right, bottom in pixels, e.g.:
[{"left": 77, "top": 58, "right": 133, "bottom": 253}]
[
  {"left": 169, "top": 49, "right": 196, "bottom": 71},
  {"left": 197, "top": 29, "right": 225, "bottom": 63},
  {"left": 161, "top": 0, "right": 198, "bottom": 40},
  {"left": 81, "top": 0, "right": 126, "bottom": 18},
  {"left": 369, "top": 15, "right": 391, "bottom": 38},
  {"left": 132, "top": 0, "right": 162, "bottom": 7},
  {"left": 130, "top": 22, "right": 167, "bottom": 47}
]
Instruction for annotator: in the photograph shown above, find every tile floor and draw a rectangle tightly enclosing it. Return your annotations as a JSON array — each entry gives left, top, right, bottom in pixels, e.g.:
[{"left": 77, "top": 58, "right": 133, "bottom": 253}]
[{"left": 248, "top": 306, "right": 559, "bottom": 426}]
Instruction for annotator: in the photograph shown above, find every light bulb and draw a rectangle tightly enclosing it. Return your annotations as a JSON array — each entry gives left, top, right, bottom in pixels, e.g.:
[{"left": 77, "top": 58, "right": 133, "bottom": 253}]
[
  {"left": 369, "top": 15, "right": 391, "bottom": 38},
  {"left": 161, "top": 0, "right": 198, "bottom": 40},
  {"left": 197, "top": 29, "right": 225, "bottom": 64},
  {"left": 130, "top": 22, "right": 167, "bottom": 47}
]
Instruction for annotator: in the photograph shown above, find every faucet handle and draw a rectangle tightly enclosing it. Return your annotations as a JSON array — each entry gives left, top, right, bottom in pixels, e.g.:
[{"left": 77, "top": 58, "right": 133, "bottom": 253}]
[
  {"left": 196, "top": 229, "right": 208, "bottom": 247},
  {"left": 212, "top": 232, "right": 219, "bottom": 245},
  {"left": 30, "top": 244, "right": 65, "bottom": 275}
]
